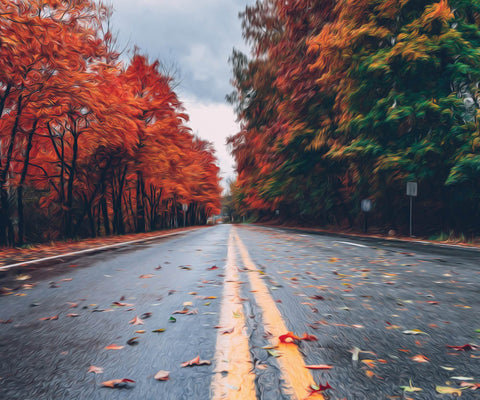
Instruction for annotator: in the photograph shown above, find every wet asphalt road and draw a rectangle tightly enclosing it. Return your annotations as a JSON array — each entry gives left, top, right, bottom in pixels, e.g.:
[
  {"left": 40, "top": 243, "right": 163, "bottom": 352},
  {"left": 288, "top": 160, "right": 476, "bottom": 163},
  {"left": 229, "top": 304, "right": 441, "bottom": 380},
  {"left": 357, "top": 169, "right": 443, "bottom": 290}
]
[{"left": 0, "top": 224, "right": 479, "bottom": 400}]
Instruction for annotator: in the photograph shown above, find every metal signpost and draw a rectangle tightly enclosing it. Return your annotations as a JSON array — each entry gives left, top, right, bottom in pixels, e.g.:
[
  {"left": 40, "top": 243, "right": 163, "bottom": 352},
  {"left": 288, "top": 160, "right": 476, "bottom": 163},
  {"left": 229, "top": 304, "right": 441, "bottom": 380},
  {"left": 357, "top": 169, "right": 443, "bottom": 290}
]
[
  {"left": 182, "top": 203, "right": 188, "bottom": 228},
  {"left": 361, "top": 199, "right": 372, "bottom": 233},
  {"left": 406, "top": 182, "right": 417, "bottom": 237}
]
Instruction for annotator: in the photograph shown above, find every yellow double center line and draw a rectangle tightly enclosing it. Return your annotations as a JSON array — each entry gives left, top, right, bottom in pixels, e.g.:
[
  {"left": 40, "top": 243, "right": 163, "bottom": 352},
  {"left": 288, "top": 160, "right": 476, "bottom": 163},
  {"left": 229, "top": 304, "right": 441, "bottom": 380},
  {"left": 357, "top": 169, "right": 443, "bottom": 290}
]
[{"left": 211, "top": 227, "right": 322, "bottom": 400}]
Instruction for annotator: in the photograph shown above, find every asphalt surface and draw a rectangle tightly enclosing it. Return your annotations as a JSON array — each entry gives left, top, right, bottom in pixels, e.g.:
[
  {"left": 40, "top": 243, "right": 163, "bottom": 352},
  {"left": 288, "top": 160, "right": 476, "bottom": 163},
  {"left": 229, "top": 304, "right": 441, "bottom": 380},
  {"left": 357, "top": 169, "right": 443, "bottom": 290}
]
[{"left": 0, "top": 224, "right": 479, "bottom": 399}]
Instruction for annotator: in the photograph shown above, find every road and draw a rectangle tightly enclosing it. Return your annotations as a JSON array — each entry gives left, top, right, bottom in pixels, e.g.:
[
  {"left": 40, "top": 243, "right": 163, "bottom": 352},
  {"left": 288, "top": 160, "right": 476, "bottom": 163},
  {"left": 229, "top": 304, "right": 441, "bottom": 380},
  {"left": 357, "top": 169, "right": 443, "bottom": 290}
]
[{"left": 0, "top": 224, "right": 479, "bottom": 399}]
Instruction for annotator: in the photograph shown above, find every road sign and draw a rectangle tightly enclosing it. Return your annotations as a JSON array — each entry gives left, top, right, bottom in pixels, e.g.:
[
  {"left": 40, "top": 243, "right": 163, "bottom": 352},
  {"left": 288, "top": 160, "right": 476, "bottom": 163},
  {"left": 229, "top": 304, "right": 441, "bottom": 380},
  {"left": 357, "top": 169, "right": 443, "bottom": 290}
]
[
  {"left": 361, "top": 199, "right": 372, "bottom": 213},
  {"left": 406, "top": 182, "right": 417, "bottom": 197}
]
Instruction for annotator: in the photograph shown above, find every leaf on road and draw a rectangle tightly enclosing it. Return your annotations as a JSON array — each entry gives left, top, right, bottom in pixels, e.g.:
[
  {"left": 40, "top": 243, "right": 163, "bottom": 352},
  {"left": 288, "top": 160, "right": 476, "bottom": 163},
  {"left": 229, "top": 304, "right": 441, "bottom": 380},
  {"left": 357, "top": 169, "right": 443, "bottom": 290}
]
[
  {"left": 112, "top": 301, "right": 134, "bottom": 307},
  {"left": 154, "top": 370, "right": 170, "bottom": 381},
  {"left": 310, "top": 381, "right": 333, "bottom": 393},
  {"left": 39, "top": 315, "right": 58, "bottom": 321},
  {"left": 88, "top": 365, "right": 104, "bottom": 374},
  {"left": 220, "top": 327, "right": 234, "bottom": 335},
  {"left": 105, "top": 344, "right": 124, "bottom": 350},
  {"left": 169, "top": 317, "right": 176, "bottom": 323},
  {"left": 305, "top": 365, "right": 333, "bottom": 370},
  {"left": 279, "top": 332, "right": 301, "bottom": 343},
  {"left": 361, "top": 359, "right": 376, "bottom": 368},
  {"left": 267, "top": 349, "right": 281, "bottom": 358},
  {"left": 139, "top": 274, "right": 154, "bottom": 279},
  {"left": 152, "top": 328, "right": 166, "bottom": 333},
  {"left": 410, "top": 354, "right": 429, "bottom": 363},
  {"left": 400, "top": 380, "right": 422, "bottom": 393},
  {"left": 0, "top": 319, "right": 13, "bottom": 324},
  {"left": 460, "top": 382, "right": 480, "bottom": 390},
  {"left": 135, "top": 330, "right": 146, "bottom": 334},
  {"left": 402, "top": 329, "right": 428, "bottom": 335},
  {"left": 301, "top": 333, "right": 318, "bottom": 341},
  {"left": 446, "top": 344, "right": 479, "bottom": 351},
  {"left": 127, "top": 337, "right": 139, "bottom": 346},
  {"left": 207, "top": 266, "right": 218, "bottom": 270},
  {"left": 141, "top": 312, "right": 152, "bottom": 319},
  {"left": 129, "top": 316, "right": 144, "bottom": 325},
  {"left": 16, "top": 274, "right": 31, "bottom": 281},
  {"left": 181, "top": 355, "right": 211, "bottom": 367},
  {"left": 101, "top": 378, "right": 135, "bottom": 388},
  {"left": 66, "top": 313, "right": 79, "bottom": 317},
  {"left": 436, "top": 386, "right": 463, "bottom": 396}
]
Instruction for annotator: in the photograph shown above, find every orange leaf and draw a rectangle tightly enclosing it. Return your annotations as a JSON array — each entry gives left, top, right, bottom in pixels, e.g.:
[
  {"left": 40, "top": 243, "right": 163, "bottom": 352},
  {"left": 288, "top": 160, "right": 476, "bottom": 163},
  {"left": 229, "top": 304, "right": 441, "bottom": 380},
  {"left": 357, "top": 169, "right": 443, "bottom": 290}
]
[
  {"left": 88, "top": 365, "right": 104, "bottom": 374},
  {"left": 101, "top": 378, "right": 135, "bottom": 388},
  {"left": 410, "top": 354, "right": 429, "bottom": 363},
  {"left": 154, "top": 370, "right": 170, "bottom": 381},
  {"left": 105, "top": 344, "right": 124, "bottom": 350},
  {"left": 181, "top": 355, "right": 211, "bottom": 367},
  {"left": 39, "top": 315, "right": 58, "bottom": 321},
  {"left": 129, "top": 316, "right": 144, "bottom": 325}
]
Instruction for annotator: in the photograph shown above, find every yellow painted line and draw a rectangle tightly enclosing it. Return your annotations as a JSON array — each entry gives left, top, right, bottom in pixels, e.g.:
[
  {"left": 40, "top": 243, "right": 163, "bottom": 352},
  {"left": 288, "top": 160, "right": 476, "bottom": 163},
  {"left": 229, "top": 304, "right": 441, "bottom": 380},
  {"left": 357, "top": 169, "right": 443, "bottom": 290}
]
[
  {"left": 233, "top": 228, "right": 323, "bottom": 400},
  {"left": 211, "top": 231, "right": 256, "bottom": 400}
]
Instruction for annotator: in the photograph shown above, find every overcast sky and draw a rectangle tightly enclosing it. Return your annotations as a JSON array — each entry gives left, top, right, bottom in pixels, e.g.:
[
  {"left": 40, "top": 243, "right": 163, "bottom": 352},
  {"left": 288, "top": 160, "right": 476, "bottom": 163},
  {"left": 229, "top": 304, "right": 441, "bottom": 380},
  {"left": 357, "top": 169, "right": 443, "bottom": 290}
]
[{"left": 111, "top": 0, "right": 254, "bottom": 189}]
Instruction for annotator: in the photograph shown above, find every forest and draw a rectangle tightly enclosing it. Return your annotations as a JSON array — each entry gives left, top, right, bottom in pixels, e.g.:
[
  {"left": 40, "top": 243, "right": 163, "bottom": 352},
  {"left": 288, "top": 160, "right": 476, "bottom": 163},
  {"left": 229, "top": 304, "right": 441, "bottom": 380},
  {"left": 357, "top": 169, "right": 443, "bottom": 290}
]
[
  {"left": 228, "top": 0, "right": 480, "bottom": 237},
  {"left": 0, "top": 0, "right": 221, "bottom": 247}
]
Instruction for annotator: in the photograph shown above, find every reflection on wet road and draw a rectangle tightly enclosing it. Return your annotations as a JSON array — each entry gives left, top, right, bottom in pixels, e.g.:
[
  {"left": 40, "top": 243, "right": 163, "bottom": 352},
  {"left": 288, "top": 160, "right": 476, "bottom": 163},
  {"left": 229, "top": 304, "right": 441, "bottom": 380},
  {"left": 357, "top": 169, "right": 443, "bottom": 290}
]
[{"left": 0, "top": 224, "right": 479, "bottom": 399}]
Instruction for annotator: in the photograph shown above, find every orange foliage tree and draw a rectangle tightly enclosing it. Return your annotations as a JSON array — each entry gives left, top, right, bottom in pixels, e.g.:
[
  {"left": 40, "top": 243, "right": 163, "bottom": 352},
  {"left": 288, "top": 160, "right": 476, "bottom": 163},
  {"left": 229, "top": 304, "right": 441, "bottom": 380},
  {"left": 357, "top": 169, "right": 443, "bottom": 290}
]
[{"left": 0, "top": 1, "right": 220, "bottom": 246}]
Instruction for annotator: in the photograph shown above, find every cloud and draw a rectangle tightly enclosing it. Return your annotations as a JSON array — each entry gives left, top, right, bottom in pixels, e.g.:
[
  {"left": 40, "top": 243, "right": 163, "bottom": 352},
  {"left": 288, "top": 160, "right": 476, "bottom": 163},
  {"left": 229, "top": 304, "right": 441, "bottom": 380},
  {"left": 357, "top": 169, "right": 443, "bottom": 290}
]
[
  {"left": 109, "top": 0, "right": 254, "bottom": 187},
  {"left": 183, "top": 97, "right": 238, "bottom": 186}
]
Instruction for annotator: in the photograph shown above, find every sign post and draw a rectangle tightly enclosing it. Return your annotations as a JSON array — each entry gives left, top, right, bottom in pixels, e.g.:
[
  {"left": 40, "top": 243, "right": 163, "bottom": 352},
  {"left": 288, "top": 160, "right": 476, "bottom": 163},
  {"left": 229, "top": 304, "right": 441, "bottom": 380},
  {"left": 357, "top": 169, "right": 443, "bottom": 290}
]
[
  {"left": 182, "top": 203, "right": 188, "bottom": 228},
  {"left": 406, "top": 182, "right": 417, "bottom": 237},
  {"left": 361, "top": 199, "right": 372, "bottom": 233}
]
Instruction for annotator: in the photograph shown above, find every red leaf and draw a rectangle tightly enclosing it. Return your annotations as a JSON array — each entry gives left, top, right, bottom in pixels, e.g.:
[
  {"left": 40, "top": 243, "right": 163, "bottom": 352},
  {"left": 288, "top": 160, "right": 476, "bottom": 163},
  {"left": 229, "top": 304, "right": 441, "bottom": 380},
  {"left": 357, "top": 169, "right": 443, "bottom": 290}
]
[
  {"left": 305, "top": 364, "right": 333, "bottom": 370},
  {"left": 446, "top": 344, "right": 479, "bottom": 351},
  {"left": 279, "top": 331, "right": 301, "bottom": 343}
]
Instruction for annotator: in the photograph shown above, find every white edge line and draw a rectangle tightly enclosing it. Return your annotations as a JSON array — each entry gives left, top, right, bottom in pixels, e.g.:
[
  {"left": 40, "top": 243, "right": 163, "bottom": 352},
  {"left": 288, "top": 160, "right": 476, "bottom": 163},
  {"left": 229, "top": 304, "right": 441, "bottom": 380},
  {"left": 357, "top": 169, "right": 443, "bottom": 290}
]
[
  {"left": 336, "top": 241, "right": 368, "bottom": 248},
  {"left": 0, "top": 228, "right": 203, "bottom": 271}
]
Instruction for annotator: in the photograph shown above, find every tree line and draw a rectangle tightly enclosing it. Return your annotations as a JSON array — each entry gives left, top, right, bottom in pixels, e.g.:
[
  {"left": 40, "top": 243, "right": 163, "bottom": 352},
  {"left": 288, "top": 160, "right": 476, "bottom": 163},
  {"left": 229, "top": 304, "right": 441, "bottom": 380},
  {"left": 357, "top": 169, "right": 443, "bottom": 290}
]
[
  {"left": 0, "top": 0, "right": 221, "bottom": 247},
  {"left": 228, "top": 0, "right": 480, "bottom": 236}
]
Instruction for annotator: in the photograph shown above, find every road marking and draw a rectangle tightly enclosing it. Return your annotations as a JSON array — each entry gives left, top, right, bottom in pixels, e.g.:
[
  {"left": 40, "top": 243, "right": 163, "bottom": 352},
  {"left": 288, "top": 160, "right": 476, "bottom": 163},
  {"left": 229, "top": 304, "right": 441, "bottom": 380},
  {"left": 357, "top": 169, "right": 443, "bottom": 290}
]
[
  {"left": 0, "top": 229, "right": 202, "bottom": 271},
  {"left": 233, "top": 228, "right": 323, "bottom": 400},
  {"left": 211, "top": 232, "right": 256, "bottom": 400},
  {"left": 336, "top": 241, "right": 368, "bottom": 248}
]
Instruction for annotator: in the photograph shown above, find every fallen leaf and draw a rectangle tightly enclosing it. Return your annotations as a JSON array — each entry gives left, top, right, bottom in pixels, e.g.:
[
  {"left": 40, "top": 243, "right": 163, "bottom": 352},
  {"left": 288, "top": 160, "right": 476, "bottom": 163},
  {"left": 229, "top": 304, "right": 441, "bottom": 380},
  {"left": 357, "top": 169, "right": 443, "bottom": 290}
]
[
  {"left": 305, "top": 365, "right": 333, "bottom": 370},
  {"left": 66, "top": 313, "right": 79, "bottom": 317},
  {"left": 400, "top": 380, "right": 422, "bottom": 393},
  {"left": 446, "top": 344, "right": 479, "bottom": 351},
  {"left": 154, "top": 370, "right": 169, "bottom": 381},
  {"left": 127, "top": 337, "right": 139, "bottom": 346},
  {"left": 141, "top": 312, "right": 152, "bottom": 319},
  {"left": 101, "top": 378, "right": 135, "bottom": 388},
  {"left": 410, "top": 354, "right": 429, "bottom": 363},
  {"left": 169, "top": 317, "right": 176, "bottom": 323},
  {"left": 39, "top": 315, "right": 58, "bottom": 321},
  {"left": 207, "top": 266, "right": 218, "bottom": 270},
  {"left": 152, "top": 329, "right": 166, "bottom": 333},
  {"left": 16, "top": 274, "right": 31, "bottom": 281},
  {"left": 402, "top": 329, "right": 428, "bottom": 335},
  {"left": 361, "top": 359, "right": 376, "bottom": 368},
  {"left": 88, "top": 366, "right": 104, "bottom": 374},
  {"left": 139, "top": 274, "right": 154, "bottom": 279},
  {"left": 105, "top": 344, "right": 124, "bottom": 350},
  {"left": 129, "top": 316, "right": 144, "bottom": 325},
  {"left": 279, "top": 332, "right": 301, "bottom": 344},
  {"left": 301, "top": 333, "right": 318, "bottom": 341},
  {"left": 135, "top": 330, "right": 146, "bottom": 334},
  {"left": 436, "top": 386, "right": 463, "bottom": 396},
  {"left": 112, "top": 301, "right": 134, "bottom": 307},
  {"left": 181, "top": 355, "right": 211, "bottom": 367},
  {"left": 267, "top": 349, "right": 281, "bottom": 357},
  {"left": 460, "top": 382, "right": 480, "bottom": 390}
]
